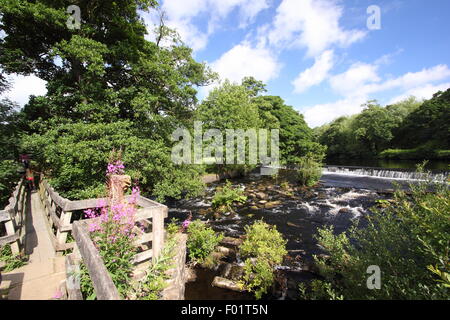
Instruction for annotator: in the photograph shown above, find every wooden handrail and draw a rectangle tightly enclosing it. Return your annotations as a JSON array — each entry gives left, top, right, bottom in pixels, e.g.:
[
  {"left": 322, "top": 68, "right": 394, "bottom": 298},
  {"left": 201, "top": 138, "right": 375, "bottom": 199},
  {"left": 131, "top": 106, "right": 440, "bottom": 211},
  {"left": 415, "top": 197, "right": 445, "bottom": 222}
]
[
  {"left": 0, "top": 178, "right": 27, "bottom": 254},
  {"left": 72, "top": 219, "right": 121, "bottom": 300}
]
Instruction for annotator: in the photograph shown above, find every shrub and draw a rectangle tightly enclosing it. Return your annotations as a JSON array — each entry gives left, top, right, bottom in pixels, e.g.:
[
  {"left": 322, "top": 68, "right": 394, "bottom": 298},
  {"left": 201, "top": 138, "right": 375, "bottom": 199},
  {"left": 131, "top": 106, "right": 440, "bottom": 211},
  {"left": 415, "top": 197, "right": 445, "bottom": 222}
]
[
  {"left": 0, "top": 160, "right": 20, "bottom": 207},
  {"left": 239, "top": 220, "right": 287, "bottom": 299},
  {"left": 21, "top": 121, "right": 205, "bottom": 202},
  {"left": 306, "top": 167, "right": 450, "bottom": 300},
  {"left": 296, "top": 155, "right": 322, "bottom": 187},
  {"left": 211, "top": 180, "right": 247, "bottom": 211},
  {"left": 0, "top": 244, "right": 27, "bottom": 272},
  {"left": 186, "top": 220, "right": 223, "bottom": 264}
]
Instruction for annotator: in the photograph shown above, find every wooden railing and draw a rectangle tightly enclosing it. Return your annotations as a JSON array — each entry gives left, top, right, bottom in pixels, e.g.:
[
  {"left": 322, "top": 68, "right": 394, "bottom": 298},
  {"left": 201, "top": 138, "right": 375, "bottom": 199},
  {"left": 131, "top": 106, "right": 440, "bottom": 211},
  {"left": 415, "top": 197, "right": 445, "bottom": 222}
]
[
  {"left": 38, "top": 175, "right": 168, "bottom": 257},
  {"left": 0, "top": 178, "right": 27, "bottom": 254},
  {"left": 36, "top": 175, "right": 190, "bottom": 300}
]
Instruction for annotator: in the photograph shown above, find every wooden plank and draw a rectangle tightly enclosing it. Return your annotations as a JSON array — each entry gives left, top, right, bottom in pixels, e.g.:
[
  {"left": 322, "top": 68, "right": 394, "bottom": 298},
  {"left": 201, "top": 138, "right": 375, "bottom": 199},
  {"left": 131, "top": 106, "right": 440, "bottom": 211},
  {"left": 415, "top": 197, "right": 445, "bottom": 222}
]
[
  {"left": 152, "top": 208, "right": 165, "bottom": 262},
  {"left": 65, "top": 255, "right": 83, "bottom": 300},
  {"left": 135, "top": 208, "right": 153, "bottom": 220},
  {"left": 0, "top": 210, "right": 10, "bottom": 223},
  {"left": 4, "top": 220, "right": 19, "bottom": 254},
  {"left": 132, "top": 250, "right": 153, "bottom": 264},
  {"left": 72, "top": 220, "right": 121, "bottom": 300},
  {"left": 0, "top": 231, "right": 19, "bottom": 246},
  {"left": 57, "top": 241, "right": 75, "bottom": 251},
  {"left": 56, "top": 211, "right": 72, "bottom": 248},
  {"left": 42, "top": 180, "right": 66, "bottom": 208},
  {"left": 135, "top": 195, "right": 165, "bottom": 209},
  {"left": 64, "top": 197, "right": 108, "bottom": 212},
  {"left": 134, "top": 232, "right": 153, "bottom": 246}
]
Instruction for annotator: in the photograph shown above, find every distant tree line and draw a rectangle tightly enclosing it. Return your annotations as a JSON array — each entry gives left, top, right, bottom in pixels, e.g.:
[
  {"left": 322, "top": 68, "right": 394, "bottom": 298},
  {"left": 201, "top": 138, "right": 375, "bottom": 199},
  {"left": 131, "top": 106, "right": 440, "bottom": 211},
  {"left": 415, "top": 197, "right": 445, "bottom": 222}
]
[{"left": 315, "top": 89, "right": 450, "bottom": 162}]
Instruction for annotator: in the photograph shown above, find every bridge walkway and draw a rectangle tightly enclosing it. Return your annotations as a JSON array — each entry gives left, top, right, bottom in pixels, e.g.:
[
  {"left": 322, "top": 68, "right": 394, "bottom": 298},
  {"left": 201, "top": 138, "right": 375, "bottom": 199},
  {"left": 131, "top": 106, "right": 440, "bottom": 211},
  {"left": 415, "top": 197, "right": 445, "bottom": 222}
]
[{"left": 0, "top": 191, "right": 65, "bottom": 300}]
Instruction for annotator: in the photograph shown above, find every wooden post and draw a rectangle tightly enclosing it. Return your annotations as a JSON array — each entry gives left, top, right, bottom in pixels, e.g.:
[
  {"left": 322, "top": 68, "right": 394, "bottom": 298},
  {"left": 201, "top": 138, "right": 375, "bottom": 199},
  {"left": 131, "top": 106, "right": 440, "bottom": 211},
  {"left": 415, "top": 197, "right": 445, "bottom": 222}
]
[
  {"left": 152, "top": 208, "right": 165, "bottom": 262},
  {"left": 56, "top": 210, "right": 72, "bottom": 249},
  {"left": 4, "top": 219, "right": 19, "bottom": 254}
]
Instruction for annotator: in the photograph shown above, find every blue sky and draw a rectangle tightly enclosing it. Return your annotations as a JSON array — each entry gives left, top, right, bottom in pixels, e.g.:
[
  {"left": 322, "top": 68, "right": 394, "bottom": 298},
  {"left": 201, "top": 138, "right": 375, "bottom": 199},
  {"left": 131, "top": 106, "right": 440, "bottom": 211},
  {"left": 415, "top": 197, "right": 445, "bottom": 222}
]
[
  {"left": 2, "top": 0, "right": 450, "bottom": 128},
  {"left": 144, "top": 0, "right": 450, "bottom": 127}
]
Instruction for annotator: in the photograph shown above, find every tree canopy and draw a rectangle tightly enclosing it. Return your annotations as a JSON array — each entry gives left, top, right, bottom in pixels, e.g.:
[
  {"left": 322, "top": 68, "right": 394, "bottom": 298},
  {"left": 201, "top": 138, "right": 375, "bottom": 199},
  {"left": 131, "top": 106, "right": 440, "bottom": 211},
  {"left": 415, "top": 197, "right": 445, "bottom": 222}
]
[{"left": 317, "top": 92, "right": 449, "bottom": 161}]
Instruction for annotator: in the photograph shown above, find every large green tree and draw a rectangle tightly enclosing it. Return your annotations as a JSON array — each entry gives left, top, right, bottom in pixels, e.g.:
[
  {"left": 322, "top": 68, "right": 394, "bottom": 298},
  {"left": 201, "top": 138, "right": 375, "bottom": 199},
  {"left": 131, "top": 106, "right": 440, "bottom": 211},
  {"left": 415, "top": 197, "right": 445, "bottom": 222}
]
[
  {"left": 253, "top": 94, "right": 325, "bottom": 164},
  {"left": 0, "top": 0, "right": 215, "bottom": 200},
  {"left": 393, "top": 89, "right": 450, "bottom": 150}
]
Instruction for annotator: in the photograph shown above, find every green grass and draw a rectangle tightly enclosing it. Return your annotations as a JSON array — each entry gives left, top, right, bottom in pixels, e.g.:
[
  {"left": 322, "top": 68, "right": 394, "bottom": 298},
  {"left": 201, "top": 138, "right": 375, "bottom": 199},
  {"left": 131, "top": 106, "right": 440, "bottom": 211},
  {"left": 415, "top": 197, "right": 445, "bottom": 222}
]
[{"left": 379, "top": 148, "right": 450, "bottom": 160}]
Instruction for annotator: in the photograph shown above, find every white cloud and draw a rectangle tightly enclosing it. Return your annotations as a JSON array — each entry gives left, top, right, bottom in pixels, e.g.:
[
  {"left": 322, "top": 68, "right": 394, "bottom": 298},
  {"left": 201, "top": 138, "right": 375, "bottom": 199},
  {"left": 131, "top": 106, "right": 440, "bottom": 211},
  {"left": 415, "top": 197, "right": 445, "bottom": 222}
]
[
  {"left": 198, "top": 41, "right": 281, "bottom": 99},
  {"left": 148, "top": 0, "right": 271, "bottom": 51},
  {"left": 211, "top": 42, "right": 281, "bottom": 84},
  {"left": 1, "top": 74, "right": 47, "bottom": 107},
  {"left": 329, "top": 62, "right": 380, "bottom": 96},
  {"left": 368, "top": 64, "right": 450, "bottom": 93},
  {"left": 302, "top": 63, "right": 450, "bottom": 128},
  {"left": 303, "top": 95, "right": 367, "bottom": 128},
  {"left": 388, "top": 82, "right": 450, "bottom": 104},
  {"left": 292, "top": 50, "right": 334, "bottom": 93},
  {"left": 267, "top": 0, "right": 366, "bottom": 56}
]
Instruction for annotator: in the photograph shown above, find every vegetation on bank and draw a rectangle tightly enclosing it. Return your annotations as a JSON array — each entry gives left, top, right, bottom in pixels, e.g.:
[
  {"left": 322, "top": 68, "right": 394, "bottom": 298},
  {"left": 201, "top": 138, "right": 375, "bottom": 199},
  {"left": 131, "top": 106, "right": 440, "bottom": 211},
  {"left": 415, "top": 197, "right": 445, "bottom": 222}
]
[
  {"left": 379, "top": 147, "right": 450, "bottom": 160},
  {"left": 316, "top": 91, "right": 450, "bottom": 161},
  {"left": 239, "top": 221, "right": 287, "bottom": 299},
  {"left": 212, "top": 180, "right": 247, "bottom": 213},
  {"left": 0, "top": 244, "right": 27, "bottom": 272},
  {"left": 186, "top": 220, "right": 223, "bottom": 266},
  {"left": 300, "top": 164, "right": 450, "bottom": 300},
  {"left": 296, "top": 154, "right": 323, "bottom": 187}
]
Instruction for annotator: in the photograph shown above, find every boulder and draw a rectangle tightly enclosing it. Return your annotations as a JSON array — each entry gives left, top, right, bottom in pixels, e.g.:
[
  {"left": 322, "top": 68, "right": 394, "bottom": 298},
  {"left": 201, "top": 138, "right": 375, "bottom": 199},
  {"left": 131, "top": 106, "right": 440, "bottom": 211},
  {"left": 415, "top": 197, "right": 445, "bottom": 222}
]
[
  {"left": 212, "top": 277, "right": 243, "bottom": 292},
  {"left": 220, "top": 236, "right": 243, "bottom": 248},
  {"left": 255, "top": 192, "right": 267, "bottom": 199},
  {"left": 264, "top": 201, "right": 282, "bottom": 209}
]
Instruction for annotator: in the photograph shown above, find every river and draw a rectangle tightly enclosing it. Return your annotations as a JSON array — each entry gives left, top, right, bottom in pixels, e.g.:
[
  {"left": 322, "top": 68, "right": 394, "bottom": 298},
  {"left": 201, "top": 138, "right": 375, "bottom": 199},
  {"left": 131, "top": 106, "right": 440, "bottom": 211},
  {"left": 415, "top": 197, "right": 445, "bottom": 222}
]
[{"left": 168, "top": 168, "right": 440, "bottom": 300}]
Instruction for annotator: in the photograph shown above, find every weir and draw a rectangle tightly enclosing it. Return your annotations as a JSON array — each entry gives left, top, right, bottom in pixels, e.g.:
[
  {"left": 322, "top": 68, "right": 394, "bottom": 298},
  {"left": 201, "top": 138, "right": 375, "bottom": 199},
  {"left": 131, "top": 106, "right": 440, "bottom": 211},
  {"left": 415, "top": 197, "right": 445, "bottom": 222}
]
[
  {"left": 323, "top": 165, "right": 449, "bottom": 182},
  {"left": 261, "top": 164, "right": 449, "bottom": 182}
]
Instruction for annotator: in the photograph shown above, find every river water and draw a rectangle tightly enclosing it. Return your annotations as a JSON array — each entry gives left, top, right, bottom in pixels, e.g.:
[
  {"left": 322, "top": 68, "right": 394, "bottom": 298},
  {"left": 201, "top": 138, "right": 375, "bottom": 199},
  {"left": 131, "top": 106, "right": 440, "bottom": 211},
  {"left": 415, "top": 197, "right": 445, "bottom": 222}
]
[{"left": 168, "top": 169, "right": 428, "bottom": 300}]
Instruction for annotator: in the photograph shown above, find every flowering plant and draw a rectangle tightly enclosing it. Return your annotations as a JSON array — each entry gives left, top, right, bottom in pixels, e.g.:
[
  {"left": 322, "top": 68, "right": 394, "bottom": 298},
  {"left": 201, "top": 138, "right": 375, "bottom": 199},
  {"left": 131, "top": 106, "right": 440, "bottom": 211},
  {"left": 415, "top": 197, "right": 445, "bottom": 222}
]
[
  {"left": 106, "top": 160, "right": 125, "bottom": 175},
  {"left": 83, "top": 163, "right": 140, "bottom": 298}
]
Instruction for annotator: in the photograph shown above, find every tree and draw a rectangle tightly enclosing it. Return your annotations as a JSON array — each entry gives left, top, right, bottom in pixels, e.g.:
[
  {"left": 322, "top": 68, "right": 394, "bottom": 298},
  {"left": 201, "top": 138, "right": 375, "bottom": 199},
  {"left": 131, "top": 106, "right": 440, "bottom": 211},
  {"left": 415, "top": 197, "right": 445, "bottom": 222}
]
[
  {"left": 254, "top": 95, "right": 326, "bottom": 163},
  {"left": 196, "top": 80, "right": 262, "bottom": 173},
  {"left": 393, "top": 89, "right": 450, "bottom": 149},
  {"left": 0, "top": 0, "right": 215, "bottom": 201}
]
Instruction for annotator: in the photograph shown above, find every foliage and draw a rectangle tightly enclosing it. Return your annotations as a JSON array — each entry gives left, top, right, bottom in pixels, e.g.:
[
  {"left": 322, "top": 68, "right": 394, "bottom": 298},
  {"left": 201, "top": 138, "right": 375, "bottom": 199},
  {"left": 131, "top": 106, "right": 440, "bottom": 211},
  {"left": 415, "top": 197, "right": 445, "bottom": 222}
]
[
  {"left": 196, "top": 80, "right": 262, "bottom": 173},
  {"left": 0, "top": 97, "right": 21, "bottom": 161},
  {"left": 296, "top": 155, "right": 322, "bottom": 187},
  {"left": 305, "top": 165, "right": 450, "bottom": 300},
  {"left": 0, "top": 160, "right": 20, "bottom": 207},
  {"left": 186, "top": 220, "right": 223, "bottom": 264},
  {"left": 0, "top": 244, "right": 27, "bottom": 272},
  {"left": 83, "top": 160, "right": 141, "bottom": 299},
  {"left": 318, "top": 93, "right": 450, "bottom": 161},
  {"left": 137, "top": 224, "right": 179, "bottom": 300},
  {"left": 1, "top": 0, "right": 214, "bottom": 202},
  {"left": 379, "top": 146, "right": 450, "bottom": 160},
  {"left": 21, "top": 121, "right": 205, "bottom": 201},
  {"left": 254, "top": 94, "right": 326, "bottom": 164},
  {"left": 79, "top": 262, "right": 96, "bottom": 300},
  {"left": 239, "top": 220, "right": 287, "bottom": 299},
  {"left": 211, "top": 180, "right": 247, "bottom": 211},
  {"left": 393, "top": 89, "right": 450, "bottom": 150}
]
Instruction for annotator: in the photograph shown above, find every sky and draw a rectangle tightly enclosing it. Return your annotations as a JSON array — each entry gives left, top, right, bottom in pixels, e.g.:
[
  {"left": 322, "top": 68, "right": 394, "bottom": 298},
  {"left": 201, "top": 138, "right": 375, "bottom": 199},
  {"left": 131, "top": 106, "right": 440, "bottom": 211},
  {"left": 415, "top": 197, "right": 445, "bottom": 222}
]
[{"left": 2, "top": 0, "right": 450, "bottom": 128}]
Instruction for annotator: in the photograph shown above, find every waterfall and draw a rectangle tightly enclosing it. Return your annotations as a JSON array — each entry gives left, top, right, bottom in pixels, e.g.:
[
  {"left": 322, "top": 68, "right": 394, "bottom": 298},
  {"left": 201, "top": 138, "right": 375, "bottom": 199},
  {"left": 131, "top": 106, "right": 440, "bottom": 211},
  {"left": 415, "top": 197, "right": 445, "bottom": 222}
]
[{"left": 323, "top": 166, "right": 449, "bottom": 182}]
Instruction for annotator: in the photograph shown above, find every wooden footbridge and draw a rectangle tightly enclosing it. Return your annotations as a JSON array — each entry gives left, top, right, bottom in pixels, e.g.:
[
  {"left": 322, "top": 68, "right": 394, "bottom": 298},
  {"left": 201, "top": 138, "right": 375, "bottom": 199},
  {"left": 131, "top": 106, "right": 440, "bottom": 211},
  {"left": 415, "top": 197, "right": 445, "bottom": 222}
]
[{"left": 0, "top": 175, "right": 187, "bottom": 300}]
